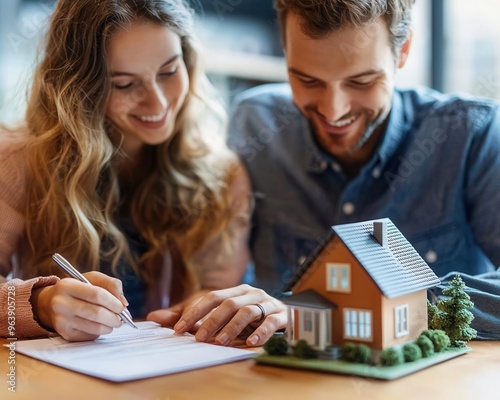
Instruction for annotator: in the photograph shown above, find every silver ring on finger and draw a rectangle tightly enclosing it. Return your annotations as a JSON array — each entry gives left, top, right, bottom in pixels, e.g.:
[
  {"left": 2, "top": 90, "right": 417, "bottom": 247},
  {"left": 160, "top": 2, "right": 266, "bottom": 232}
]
[{"left": 253, "top": 303, "right": 266, "bottom": 323}]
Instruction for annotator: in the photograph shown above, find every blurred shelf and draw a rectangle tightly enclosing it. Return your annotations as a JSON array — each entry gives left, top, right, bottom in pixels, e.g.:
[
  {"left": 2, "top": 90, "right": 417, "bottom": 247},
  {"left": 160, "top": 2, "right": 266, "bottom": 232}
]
[{"left": 204, "top": 50, "right": 287, "bottom": 82}]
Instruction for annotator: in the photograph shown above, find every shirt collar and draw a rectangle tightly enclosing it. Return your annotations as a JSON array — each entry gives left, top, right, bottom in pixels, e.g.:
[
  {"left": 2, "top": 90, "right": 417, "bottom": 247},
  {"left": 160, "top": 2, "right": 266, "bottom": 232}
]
[
  {"left": 375, "top": 89, "right": 410, "bottom": 165},
  {"left": 303, "top": 117, "right": 331, "bottom": 173}
]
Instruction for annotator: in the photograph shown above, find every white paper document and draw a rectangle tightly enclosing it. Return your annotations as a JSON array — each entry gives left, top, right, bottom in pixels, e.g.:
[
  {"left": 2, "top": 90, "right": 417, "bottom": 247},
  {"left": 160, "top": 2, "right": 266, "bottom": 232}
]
[{"left": 12, "top": 321, "right": 255, "bottom": 382}]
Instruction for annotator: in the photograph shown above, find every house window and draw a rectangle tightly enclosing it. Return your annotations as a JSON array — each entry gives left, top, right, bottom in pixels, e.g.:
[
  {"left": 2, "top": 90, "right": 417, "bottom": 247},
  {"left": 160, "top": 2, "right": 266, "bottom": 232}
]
[
  {"left": 344, "top": 309, "right": 372, "bottom": 341},
  {"left": 326, "top": 263, "right": 350, "bottom": 292},
  {"left": 304, "top": 311, "right": 312, "bottom": 331},
  {"left": 395, "top": 304, "right": 409, "bottom": 338}
]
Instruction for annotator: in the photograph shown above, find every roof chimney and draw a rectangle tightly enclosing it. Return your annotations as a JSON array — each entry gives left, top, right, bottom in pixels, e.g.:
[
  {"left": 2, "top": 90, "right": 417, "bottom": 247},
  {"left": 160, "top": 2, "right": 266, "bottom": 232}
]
[{"left": 373, "top": 221, "right": 388, "bottom": 247}]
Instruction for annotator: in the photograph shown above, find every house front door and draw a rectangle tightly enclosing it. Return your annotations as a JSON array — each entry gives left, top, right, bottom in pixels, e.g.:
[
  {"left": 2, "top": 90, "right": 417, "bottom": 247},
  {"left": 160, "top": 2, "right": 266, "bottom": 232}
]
[{"left": 298, "top": 309, "right": 318, "bottom": 346}]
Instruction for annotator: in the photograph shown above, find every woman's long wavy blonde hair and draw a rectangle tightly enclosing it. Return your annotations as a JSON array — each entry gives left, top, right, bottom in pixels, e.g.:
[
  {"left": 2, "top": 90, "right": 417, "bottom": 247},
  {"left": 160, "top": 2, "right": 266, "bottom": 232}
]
[{"left": 23, "top": 0, "right": 236, "bottom": 292}]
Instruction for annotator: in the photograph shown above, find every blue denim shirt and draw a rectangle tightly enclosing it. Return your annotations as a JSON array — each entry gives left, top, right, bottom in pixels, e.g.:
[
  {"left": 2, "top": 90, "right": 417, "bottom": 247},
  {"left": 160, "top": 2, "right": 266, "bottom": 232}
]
[{"left": 228, "top": 84, "right": 500, "bottom": 302}]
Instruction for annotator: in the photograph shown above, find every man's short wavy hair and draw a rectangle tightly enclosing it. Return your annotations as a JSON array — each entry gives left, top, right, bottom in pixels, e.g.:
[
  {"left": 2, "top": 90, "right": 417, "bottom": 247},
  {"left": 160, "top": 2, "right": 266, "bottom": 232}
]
[{"left": 274, "top": 0, "right": 415, "bottom": 55}]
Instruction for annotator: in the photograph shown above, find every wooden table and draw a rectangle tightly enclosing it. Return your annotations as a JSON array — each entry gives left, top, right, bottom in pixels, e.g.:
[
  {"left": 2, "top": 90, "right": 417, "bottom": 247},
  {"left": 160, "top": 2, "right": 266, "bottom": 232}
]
[{"left": 1, "top": 339, "right": 499, "bottom": 400}]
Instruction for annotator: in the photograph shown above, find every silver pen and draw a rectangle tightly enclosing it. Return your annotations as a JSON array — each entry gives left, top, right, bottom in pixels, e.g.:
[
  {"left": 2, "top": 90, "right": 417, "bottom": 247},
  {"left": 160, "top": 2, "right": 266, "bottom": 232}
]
[{"left": 52, "top": 253, "right": 138, "bottom": 329}]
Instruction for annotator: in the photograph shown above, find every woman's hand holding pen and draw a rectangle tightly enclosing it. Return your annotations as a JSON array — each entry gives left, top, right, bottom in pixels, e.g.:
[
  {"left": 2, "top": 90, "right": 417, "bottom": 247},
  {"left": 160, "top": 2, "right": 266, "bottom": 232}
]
[
  {"left": 147, "top": 284, "right": 288, "bottom": 347},
  {"left": 31, "top": 271, "right": 129, "bottom": 341}
]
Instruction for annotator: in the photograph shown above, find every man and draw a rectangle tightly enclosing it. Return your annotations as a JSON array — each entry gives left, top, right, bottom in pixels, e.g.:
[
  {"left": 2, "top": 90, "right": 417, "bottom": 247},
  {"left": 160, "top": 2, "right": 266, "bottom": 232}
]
[{"left": 228, "top": 0, "right": 500, "bottom": 338}]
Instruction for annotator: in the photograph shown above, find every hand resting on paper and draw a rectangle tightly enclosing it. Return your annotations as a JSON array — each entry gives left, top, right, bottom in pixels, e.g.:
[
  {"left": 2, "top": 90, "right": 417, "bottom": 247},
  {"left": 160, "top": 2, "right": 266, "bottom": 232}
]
[
  {"left": 147, "top": 284, "right": 287, "bottom": 347},
  {"left": 30, "top": 271, "right": 129, "bottom": 341}
]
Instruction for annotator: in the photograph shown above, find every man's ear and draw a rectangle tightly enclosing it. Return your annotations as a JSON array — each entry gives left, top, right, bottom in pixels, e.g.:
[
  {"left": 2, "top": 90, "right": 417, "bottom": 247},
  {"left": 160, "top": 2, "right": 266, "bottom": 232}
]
[{"left": 397, "top": 30, "right": 413, "bottom": 68}]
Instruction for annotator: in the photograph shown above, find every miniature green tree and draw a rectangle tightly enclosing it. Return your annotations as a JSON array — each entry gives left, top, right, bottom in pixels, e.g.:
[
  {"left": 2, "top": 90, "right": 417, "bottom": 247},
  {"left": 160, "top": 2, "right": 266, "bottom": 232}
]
[
  {"left": 427, "top": 300, "right": 439, "bottom": 330},
  {"left": 431, "top": 275, "right": 477, "bottom": 348},
  {"left": 263, "top": 335, "right": 289, "bottom": 356}
]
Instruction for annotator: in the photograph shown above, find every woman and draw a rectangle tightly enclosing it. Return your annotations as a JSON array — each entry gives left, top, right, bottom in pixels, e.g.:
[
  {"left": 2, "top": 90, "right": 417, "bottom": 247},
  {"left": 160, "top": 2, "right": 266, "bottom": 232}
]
[{"left": 0, "top": 0, "right": 286, "bottom": 346}]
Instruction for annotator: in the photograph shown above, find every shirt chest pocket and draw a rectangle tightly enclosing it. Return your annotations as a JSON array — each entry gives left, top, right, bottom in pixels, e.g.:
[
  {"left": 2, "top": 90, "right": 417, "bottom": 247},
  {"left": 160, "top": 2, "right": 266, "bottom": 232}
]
[
  {"left": 274, "top": 224, "right": 323, "bottom": 269},
  {"left": 255, "top": 195, "right": 327, "bottom": 271},
  {"left": 408, "top": 223, "right": 464, "bottom": 275}
]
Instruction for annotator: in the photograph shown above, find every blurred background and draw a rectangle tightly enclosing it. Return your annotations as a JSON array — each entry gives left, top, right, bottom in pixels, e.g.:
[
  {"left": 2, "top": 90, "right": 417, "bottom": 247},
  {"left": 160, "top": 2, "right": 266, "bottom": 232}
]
[{"left": 0, "top": 0, "right": 499, "bottom": 124}]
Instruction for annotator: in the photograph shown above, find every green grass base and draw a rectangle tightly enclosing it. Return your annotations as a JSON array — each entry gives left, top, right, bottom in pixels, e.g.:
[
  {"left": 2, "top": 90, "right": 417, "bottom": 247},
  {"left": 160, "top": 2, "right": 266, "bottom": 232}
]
[{"left": 254, "top": 347, "right": 470, "bottom": 380}]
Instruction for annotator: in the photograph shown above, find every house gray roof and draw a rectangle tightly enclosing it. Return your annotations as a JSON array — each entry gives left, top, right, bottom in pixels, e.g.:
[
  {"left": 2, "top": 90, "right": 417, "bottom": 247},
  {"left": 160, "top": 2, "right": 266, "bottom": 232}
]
[
  {"left": 283, "top": 218, "right": 440, "bottom": 298},
  {"left": 283, "top": 289, "right": 338, "bottom": 309}
]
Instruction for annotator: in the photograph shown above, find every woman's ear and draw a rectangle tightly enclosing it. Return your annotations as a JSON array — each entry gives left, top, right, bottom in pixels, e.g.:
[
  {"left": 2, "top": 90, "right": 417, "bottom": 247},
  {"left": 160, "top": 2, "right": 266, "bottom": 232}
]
[{"left": 397, "top": 30, "right": 413, "bottom": 69}]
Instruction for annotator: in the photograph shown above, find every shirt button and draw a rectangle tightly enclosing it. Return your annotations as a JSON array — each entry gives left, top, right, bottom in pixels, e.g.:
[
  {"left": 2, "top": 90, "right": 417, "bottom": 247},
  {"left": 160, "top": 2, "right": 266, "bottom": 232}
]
[
  {"left": 342, "top": 202, "right": 355, "bottom": 215},
  {"left": 372, "top": 167, "right": 381, "bottom": 178},
  {"left": 425, "top": 250, "right": 438, "bottom": 263},
  {"left": 297, "top": 256, "right": 306, "bottom": 265},
  {"left": 332, "top": 162, "right": 342, "bottom": 173}
]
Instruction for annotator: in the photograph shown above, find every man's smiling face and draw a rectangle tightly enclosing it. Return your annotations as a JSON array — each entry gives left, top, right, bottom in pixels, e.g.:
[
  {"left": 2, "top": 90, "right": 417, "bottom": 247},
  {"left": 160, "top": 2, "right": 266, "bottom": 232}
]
[{"left": 285, "top": 13, "right": 411, "bottom": 167}]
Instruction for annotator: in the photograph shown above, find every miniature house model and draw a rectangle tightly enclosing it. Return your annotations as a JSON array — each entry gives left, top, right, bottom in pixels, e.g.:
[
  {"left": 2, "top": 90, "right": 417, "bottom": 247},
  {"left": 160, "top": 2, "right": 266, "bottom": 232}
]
[{"left": 282, "top": 218, "right": 440, "bottom": 351}]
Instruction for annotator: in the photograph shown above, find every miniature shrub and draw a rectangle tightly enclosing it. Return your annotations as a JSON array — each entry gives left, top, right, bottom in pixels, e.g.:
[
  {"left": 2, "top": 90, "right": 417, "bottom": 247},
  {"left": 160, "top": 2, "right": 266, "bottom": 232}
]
[
  {"left": 402, "top": 343, "right": 422, "bottom": 362},
  {"left": 433, "top": 330, "right": 451, "bottom": 351},
  {"left": 452, "top": 340, "right": 467, "bottom": 349},
  {"left": 354, "top": 344, "right": 372, "bottom": 364},
  {"left": 341, "top": 343, "right": 371, "bottom": 363},
  {"left": 422, "top": 329, "right": 450, "bottom": 352},
  {"left": 263, "top": 335, "right": 288, "bottom": 356},
  {"left": 416, "top": 335, "right": 435, "bottom": 358},
  {"left": 341, "top": 343, "right": 358, "bottom": 362},
  {"left": 293, "top": 340, "right": 318, "bottom": 359},
  {"left": 379, "top": 347, "right": 403, "bottom": 366}
]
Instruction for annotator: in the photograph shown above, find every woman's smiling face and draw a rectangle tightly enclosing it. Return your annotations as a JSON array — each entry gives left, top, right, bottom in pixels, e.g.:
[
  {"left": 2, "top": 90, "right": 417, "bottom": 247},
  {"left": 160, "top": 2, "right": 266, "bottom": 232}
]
[{"left": 105, "top": 21, "right": 189, "bottom": 158}]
